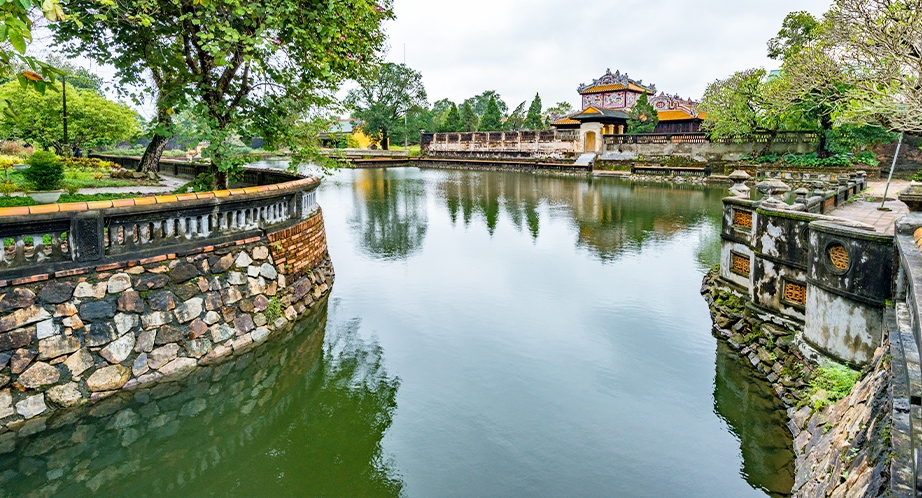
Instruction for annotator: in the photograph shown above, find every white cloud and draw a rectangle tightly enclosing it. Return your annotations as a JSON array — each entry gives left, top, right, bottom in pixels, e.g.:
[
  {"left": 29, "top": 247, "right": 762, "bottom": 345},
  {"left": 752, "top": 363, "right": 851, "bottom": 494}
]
[{"left": 382, "top": 0, "right": 831, "bottom": 109}]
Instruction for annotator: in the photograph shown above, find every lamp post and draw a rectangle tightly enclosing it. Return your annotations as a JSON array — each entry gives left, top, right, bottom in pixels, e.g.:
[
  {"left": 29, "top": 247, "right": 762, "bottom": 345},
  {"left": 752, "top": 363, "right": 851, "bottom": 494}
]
[
  {"left": 62, "top": 75, "right": 68, "bottom": 157},
  {"left": 879, "top": 131, "right": 904, "bottom": 211}
]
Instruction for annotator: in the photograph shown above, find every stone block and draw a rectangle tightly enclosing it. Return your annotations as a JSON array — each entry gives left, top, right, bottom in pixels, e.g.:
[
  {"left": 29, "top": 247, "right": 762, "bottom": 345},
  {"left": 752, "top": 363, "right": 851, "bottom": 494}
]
[
  {"left": 10, "top": 348, "right": 36, "bottom": 374},
  {"left": 204, "top": 292, "right": 223, "bottom": 311},
  {"left": 234, "top": 314, "right": 254, "bottom": 335},
  {"left": 148, "top": 344, "right": 179, "bottom": 370},
  {"left": 35, "top": 319, "right": 58, "bottom": 340},
  {"left": 253, "top": 314, "right": 267, "bottom": 327},
  {"left": 210, "top": 253, "right": 235, "bottom": 274},
  {"left": 235, "top": 252, "right": 253, "bottom": 268},
  {"left": 158, "top": 357, "right": 197, "bottom": 378},
  {"left": 183, "top": 338, "right": 212, "bottom": 358},
  {"left": 0, "top": 288, "right": 36, "bottom": 312},
  {"left": 114, "top": 313, "right": 139, "bottom": 336},
  {"left": 86, "top": 365, "right": 131, "bottom": 391},
  {"left": 209, "top": 324, "right": 235, "bottom": 343},
  {"left": 0, "top": 389, "right": 13, "bottom": 419},
  {"left": 100, "top": 333, "right": 135, "bottom": 364},
  {"left": 141, "top": 311, "right": 171, "bottom": 330},
  {"left": 38, "top": 335, "right": 81, "bottom": 360},
  {"left": 252, "top": 246, "right": 269, "bottom": 260},
  {"left": 54, "top": 303, "right": 77, "bottom": 317},
  {"left": 259, "top": 263, "right": 278, "bottom": 280},
  {"left": 155, "top": 325, "right": 184, "bottom": 345},
  {"left": 62, "top": 315, "right": 84, "bottom": 330},
  {"left": 107, "top": 274, "right": 132, "bottom": 294},
  {"left": 79, "top": 300, "right": 116, "bottom": 321},
  {"left": 203, "top": 311, "right": 221, "bottom": 326},
  {"left": 133, "top": 275, "right": 169, "bottom": 291},
  {"left": 46, "top": 383, "right": 84, "bottom": 408},
  {"left": 132, "top": 353, "right": 150, "bottom": 377},
  {"left": 0, "top": 353, "right": 8, "bottom": 370},
  {"left": 227, "top": 272, "right": 246, "bottom": 286},
  {"left": 15, "top": 394, "right": 46, "bottom": 419},
  {"left": 73, "top": 282, "right": 106, "bottom": 299},
  {"left": 148, "top": 291, "right": 177, "bottom": 312},
  {"left": 39, "top": 282, "right": 74, "bottom": 305},
  {"left": 174, "top": 297, "right": 203, "bottom": 324},
  {"left": 189, "top": 318, "right": 208, "bottom": 339},
  {"left": 83, "top": 322, "right": 118, "bottom": 347},
  {"left": 252, "top": 326, "right": 270, "bottom": 344},
  {"left": 64, "top": 349, "right": 94, "bottom": 377},
  {"left": 0, "top": 326, "right": 35, "bottom": 351},
  {"left": 238, "top": 299, "right": 254, "bottom": 313},
  {"left": 17, "top": 362, "right": 60, "bottom": 389},
  {"left": 247, "top": 265, "right": 260, "bottom": 278},
  {"left": 221, "top": 286, "right": 242, "bottom": 305},
  {"left": 117, "top": 291, "right": 145, "bottom": 313},
  {"left": 135, "top": 329, "right": 156, "bottom": 353},
  {"left": 169, "top": 262, "right": 200, "bottom": 284},
  {"left": 0, "top": 305, "right": 51, "bottom": 334},
  {"left": 199, "top": 345, "right": 232, "bottom": 365},
  {"left": 232, "top": 333, "right": 253, "bottom": 354}
]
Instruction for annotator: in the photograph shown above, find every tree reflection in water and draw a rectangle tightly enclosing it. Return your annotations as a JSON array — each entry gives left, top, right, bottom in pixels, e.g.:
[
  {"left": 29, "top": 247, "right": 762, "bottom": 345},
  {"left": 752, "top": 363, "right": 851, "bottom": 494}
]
[
  {"left": 350, "top": 168, "right": 428, "bottom": 260},
  {"left": 713, "top": 341, "right": 795, "bottom": 497},
  {"left": 0, "top": 297, "right": 403, "bottom": 498}
]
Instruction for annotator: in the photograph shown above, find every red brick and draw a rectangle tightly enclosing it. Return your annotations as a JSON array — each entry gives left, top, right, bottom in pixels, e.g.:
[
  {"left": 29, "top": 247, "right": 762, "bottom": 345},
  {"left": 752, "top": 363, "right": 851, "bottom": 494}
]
[
  {"left": 12, "top": 274, "right": 49, "bottom": 285},
  {"left": 139, "top": 255, "right": 168, "bottom": 265},
  {"left": 54, "top": 268, "right": 89, "bottom": 278}
]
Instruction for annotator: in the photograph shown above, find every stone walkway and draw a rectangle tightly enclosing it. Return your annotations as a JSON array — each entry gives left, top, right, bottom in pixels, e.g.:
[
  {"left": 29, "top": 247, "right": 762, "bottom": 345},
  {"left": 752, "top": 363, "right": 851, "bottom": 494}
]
[
  {"left": 829, "top": 180, "right": 909, "bottom": 234},
  {"left": 77, "top": 174, "right": 186, "bottom": 195}
]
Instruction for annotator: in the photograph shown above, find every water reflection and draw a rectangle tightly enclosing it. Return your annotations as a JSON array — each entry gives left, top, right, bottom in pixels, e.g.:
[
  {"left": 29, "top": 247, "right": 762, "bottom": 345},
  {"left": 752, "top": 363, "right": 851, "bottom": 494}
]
[
  {"left": 0, "top": 298, "right": 403, "bottom": 498},
  {"left": 714, "top": 341, "right": 795, "bottom": 497},
  {"left": 349, "top": 169, "right": 429, "bottom": 261}
]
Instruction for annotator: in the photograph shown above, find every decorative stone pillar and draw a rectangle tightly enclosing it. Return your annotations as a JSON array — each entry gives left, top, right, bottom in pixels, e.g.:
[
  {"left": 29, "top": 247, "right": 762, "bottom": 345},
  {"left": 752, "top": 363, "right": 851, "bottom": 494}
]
[
  {"left": 728, "top": 170, "right": 751, "bottom": 198},
  {"left": 756, "top": 179, "right": 791, "bottom": 209}
]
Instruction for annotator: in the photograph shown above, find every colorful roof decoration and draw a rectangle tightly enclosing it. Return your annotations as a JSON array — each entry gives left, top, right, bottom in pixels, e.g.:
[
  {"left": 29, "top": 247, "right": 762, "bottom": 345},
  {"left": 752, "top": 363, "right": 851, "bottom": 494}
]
[
  {"left": 648, "top": 93, "right": 703, "bottom": 121},
  {"left": 577, "top": 69, "right": 656, "bottom": 95}
]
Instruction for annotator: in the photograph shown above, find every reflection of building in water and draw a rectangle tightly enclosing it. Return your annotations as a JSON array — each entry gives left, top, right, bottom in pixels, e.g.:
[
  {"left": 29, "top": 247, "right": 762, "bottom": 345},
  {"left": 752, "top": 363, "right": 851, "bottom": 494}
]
[
  {"left": 713, "top": 341, "right": 794, "bottom": 497},
  {"left": 0, "top": 299, "right": 403, "bottom": 498},
  {"left": 351, "top": 169, "right": 428, "bottom": 260},
  {"left": 437, "top": 171, "right": 723, "bottom": 261}
]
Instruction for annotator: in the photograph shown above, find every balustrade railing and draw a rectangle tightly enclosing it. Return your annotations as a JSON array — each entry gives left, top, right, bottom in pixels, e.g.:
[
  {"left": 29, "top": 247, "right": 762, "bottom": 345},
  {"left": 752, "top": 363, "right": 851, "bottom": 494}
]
[
  {"left": 0, "top": 174, "right": 319, "bottom": 280},
  {"left": 603, "top": 131, "right": 819, "bottom": 146}
]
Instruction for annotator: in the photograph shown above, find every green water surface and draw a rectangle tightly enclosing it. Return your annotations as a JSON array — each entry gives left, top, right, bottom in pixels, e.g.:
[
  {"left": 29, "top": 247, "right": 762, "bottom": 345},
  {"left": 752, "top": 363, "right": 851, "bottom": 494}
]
[{"left": 0, "top": 168, "right": 794, "bottom": 497}]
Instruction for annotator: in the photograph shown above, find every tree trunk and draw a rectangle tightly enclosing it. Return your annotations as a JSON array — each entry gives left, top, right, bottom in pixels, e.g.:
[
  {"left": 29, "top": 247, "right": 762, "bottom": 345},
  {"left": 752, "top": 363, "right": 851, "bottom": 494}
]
[
  {"left": 817, "top": 115, "right": 833, "bottom": 158},
  {"left": 758, "top": 128, "right": 779, "bottom": 157},
  {"left": 140, "top": 108, "right": 173, "bottom": 175},
  {"left": 139, "top": 134, "right": 169, "bottom": 175},
  {"left": 381, "top": 130, "right": 389, "bottom": 150}
]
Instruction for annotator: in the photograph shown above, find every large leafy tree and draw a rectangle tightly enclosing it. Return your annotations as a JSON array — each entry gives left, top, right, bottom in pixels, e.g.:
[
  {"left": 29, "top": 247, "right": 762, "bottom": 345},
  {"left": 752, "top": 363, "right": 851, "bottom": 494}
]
[
  {"left": 504, "top": 101, "right": 526, "bottom": 130},
  {"left": 478, "top": 96, "right": 502, "bottom": 131},
  {"left": 460, "top": 101, "right": 478, "bottom": 132},
  {"left": 0, "top": 0, "right": 67, "bottom": 115},
  {"left": 524, "top": 93, "right": 544, "bottom": 130},
  {"left": 766, "top": 11, "right": 820, "bottom": 61},
  {"left": 545, "top": 101, "right": 574, "bottom": 122},
  {"left": 0, "top": 81, "right": 141, "bottom": 153},
  {"left": 464, "top": 90, "right": 507, "bottom": 117},
  {"left": 700, "top": 68, "right": 776, "bottom": 141},
  {"left": 54, "top": 0, "right": 394, "bottom": 187},
  {"left": 346, "top": 63, "right": 428, "bottom": 150},
  {"left": 819, "top": 0, "right": 922, "bottom": 133},
  {"left": 626, "top": 93, "right": 658, "bottom": 133},
  {"left": 439, "top": 103, "right": 462, "bottom": 132}
]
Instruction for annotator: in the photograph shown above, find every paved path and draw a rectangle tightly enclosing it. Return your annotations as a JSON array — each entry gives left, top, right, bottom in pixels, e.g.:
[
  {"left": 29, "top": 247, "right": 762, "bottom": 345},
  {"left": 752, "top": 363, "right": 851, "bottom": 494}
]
[
  {"left": 828, "top": 180, "right": 909, "bottom": 234},
  {"left": 76, "top": 174, "right": 186, "bottom": 195}
]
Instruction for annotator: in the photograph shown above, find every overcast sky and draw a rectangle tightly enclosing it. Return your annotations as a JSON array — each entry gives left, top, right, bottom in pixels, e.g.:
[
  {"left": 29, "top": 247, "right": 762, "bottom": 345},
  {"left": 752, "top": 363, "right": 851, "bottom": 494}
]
[
  {"left": 30, "top": 0, "right": 833, "bottom": 117},
  {"left": 378, "top": 0, "right": 832, "bottom": 111}
]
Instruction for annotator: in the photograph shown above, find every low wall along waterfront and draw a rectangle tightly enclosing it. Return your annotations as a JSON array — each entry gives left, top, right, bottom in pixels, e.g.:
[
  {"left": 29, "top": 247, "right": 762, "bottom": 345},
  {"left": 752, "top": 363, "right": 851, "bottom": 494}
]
[
  {"left": 706, "top": 174, "right": 922, "bottom": 496},
  {"left": 0, "top": 172, "right": 334, "bottom": 434}
]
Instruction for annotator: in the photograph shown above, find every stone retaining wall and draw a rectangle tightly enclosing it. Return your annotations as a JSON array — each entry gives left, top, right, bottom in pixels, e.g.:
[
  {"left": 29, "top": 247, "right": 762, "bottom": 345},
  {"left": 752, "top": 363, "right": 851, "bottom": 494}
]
[{"left": 0, "top": 208, "right": 333, "bottom": 432}]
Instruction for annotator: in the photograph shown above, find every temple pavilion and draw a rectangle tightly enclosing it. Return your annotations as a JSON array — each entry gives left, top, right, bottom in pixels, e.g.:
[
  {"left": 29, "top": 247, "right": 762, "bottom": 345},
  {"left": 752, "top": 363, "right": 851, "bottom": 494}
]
[{"left": 551, "top": 69, "right": 706, "bottom": 152}]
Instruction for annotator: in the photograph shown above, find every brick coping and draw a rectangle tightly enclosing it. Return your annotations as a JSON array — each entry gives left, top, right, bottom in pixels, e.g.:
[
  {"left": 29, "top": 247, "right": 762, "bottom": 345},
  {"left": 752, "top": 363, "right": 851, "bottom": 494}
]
[{"left": 0, "top": 176, "right": 319, "bottom": 218}]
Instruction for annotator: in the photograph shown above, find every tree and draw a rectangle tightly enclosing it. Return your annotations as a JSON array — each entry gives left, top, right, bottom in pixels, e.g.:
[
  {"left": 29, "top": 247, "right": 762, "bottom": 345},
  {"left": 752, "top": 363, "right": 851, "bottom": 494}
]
[
  {"left": 626, "top": 93, "right": 659, "bottom": 133},
  {"left": 478, "top": 96, "right": 503, "bottom": 131},
  {"left": 0, "top": 0, "right": 66, "bottom": 115},
  {"left": 818, "top": 0, "right": 922, "bottom": 133},
  {"left": 346, "top": 63, "right": 428, "bottom": 151},
  {"left": 55, "top": 0, "right": 394, "bottom": 188},
  {"left": 464, "top": 90, "right": 507, "bottom": 117},
  {"left": 525, "top": 93, "right": 544, "bottom": 130},
  {"left": 439, "top": 103, "right": 463, "bottom": 133},
  {"left": 767, "top": 11, "right": 820, "bottom": 60},
  {"left": 505, "top": 101, "right": 527, "bottom": 131},
  {"left": 0, "top": 82, "right": 141, "bottom": 154},
  {"left": 545, "top": 102, "right": 574, "bottom": 122},
  {"left": 700, "top": 69, "right": 776, "bottom": 141},
  {"left": 460, "top": 102, "right": 478, "bottom": 132}
]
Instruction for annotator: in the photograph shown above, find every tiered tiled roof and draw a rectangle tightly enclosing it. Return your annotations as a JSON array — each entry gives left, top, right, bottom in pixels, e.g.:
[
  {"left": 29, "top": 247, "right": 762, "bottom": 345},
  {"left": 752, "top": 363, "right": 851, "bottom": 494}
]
[{"left": 577, "top": 69, "right": 656, "bottom": 95}]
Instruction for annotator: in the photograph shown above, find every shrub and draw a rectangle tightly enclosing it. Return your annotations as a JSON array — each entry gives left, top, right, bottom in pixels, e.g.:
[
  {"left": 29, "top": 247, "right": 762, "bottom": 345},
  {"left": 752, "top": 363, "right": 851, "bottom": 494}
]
[
  {"left": 63, "top": 157, "right": 117, "bottom": 171},
  {"left": 0, "top": 140, "right": 25, "bottom": 156},
  {"left": 23, "top": 151, "right": 65, "bottom": 191},
  {"left": 808, "top": 362, "right": 860, "bottom": 410}
]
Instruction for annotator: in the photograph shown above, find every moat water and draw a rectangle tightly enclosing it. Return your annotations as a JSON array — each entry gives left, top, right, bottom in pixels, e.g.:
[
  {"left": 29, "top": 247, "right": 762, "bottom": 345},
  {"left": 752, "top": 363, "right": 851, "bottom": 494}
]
[{"left": 1, "top": 167, "right": 794, "bottom": 497}]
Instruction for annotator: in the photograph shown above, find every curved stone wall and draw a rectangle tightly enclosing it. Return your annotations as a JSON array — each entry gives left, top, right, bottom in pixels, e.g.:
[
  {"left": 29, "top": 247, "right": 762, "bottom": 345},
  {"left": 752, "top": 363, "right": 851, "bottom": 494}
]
[{"left": 0, "top": 174, "right": 334, "bottom": 433}]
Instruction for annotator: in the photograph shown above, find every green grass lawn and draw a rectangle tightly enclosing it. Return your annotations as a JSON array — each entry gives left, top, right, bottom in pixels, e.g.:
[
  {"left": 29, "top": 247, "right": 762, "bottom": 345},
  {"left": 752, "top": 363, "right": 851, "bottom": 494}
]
[
  {"left": 3, "top": 169, "right": 157, "bottom": 190},
  {"left": 0, "top": 192, "right": 145, "bottom": 208}
]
